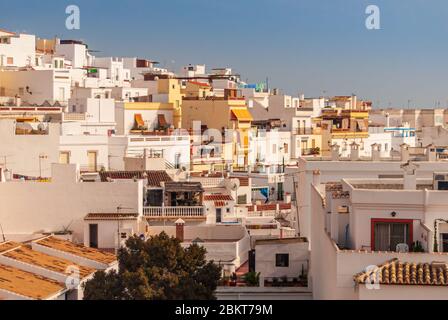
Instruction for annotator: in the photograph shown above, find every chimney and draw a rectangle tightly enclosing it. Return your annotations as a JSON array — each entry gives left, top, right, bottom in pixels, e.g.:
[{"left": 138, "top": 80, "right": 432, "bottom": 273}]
[
  {"left": 426, "top": 144, "right": 437, "bottom": 162},
  {"left": 385, "top": 112, "right": 390, "bottom": 127},
  {"left": 350, "top": 142, "right": 359, "bottom": 161},
  {"left": 331, "top": 144, "right": 340, "bottom": 161},
  {"left": 175, "top": 219, "right": 185, "bottom": 242},
  {"left": 401, "top": 161, "right": 419, "bottom": 190},
  {"left": 351, "top": 95, "right": 357, "bottom": 110},
  {"left": 15, "top": 95, "right": 21, "bottom": 107},
  {"left": 312, "top": 169, "right": 321, "bottom": 186},
  {"left": 400, "top": 143, "right": 409, "bottom": 162},
  {"left": 371, "top": 143, "right": 381, "bottom": 161}
]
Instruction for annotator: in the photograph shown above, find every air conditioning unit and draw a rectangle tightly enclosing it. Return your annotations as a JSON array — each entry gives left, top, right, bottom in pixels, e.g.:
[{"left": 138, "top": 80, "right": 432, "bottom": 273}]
[{"left": 433, "top": 172, "right": 448, "bottom": 190}]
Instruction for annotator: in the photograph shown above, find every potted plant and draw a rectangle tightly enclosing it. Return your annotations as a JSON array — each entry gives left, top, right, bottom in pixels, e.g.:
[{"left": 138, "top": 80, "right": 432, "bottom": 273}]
[
  {"left": 221, "top": 276, "right": 230, "bottom": 286},
  {"left": 230, "top": 272, "right": 238, "bottom": 287},
  {"left": 281, "top": 276, "right": 288, "bottom": 286},
  {"left": 243, "top": 272, "right": 260, "bottom": 287},
  {"left": 412, "top": 241, "right": 425, "bottom": 252}
]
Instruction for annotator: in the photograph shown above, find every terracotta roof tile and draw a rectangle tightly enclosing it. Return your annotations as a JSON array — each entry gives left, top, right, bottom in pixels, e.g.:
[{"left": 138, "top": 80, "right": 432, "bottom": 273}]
[
  {"left": 354, "top": 258, "right": 448, "bottom": 286},
  {"left": 204, "top": 195, "right": 234, "bottom": 201},
  {"left": 234, "top": 177, "right": 249, "bottom": 187},
  {"left": 2, "top": 245, "right": 95, "bottom": 279},
  {"left": 214, "top": 201, "right": 226, "bottom": 207},
  {"left": 99, "top": 170, "right": 172, "bottom": 187},
  {"left": 0, "top": 264, "right": 65, "bottom": 300},
  {"left": 84, "top": 213, "right": 139, "bottom": 221},
  {"left": 34, "top": 236, "right": 117, "bottom": 265}
]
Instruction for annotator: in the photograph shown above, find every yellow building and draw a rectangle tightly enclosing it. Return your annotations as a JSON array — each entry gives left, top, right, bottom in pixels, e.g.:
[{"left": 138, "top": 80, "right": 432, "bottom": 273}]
[
  {"left": 181, "top": 89, "right": 253, "bottom": 167},
  {"left": 156, "top": 78, "right": 183, "bottom": 129},
  {"left": 313, "top": 109, "right": 370, "bottom": 155}
]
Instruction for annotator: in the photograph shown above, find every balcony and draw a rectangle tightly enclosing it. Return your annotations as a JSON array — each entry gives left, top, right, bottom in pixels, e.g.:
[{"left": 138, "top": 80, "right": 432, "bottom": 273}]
[
  {"left": 301, "top": 148, "right": 320, "bottom": 156},
  {"left": 143, "top": 206, "right": 206, "bottom": 220}
]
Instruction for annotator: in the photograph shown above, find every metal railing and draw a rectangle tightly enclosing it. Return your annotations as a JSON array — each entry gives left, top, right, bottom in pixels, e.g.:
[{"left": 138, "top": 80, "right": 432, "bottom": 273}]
[{"left": 143, "top": 206, "right": 205, "bottom": 218}]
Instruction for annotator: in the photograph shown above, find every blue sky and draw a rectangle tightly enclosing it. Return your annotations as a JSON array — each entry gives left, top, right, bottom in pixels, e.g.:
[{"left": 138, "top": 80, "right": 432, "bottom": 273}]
[{"left": 1, "top": 0, "right": 448, "bottom": 108}]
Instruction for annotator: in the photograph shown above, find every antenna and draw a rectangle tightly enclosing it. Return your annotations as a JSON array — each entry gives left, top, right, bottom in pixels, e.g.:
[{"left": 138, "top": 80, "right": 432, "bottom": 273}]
[
  {"left": 0, "top": 223, "right": 6, "bottom": 242},
  {"left": 230, "top": 178, "right": 240, "bottom": 191}
]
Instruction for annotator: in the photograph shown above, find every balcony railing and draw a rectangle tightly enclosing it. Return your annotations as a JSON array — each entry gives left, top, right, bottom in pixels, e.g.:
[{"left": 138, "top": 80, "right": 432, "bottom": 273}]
[
  {"left": 143, "top": 206, "right": 205, "bottom": 219},
  {"left": 301, "top": 148, "right": 320, "bottom": 156}
]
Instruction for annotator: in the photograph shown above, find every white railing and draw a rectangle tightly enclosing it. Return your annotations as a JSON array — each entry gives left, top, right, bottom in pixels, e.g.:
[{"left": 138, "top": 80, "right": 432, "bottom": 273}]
[
  {"left": 247, "top": 210, "right": 277, "bottom": 217},
  {"left": 143, "top": 206, "right": 205, "bottom": 218}
]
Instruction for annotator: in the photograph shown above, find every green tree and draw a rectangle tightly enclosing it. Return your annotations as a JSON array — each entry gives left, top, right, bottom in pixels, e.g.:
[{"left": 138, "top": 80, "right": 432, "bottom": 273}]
[{"left": 83, "top": 232, "right": 222, "bottom": 300}]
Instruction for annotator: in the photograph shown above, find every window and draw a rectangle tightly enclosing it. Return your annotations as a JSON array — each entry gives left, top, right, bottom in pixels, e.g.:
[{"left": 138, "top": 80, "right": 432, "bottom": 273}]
[
  {"left": 272, "top": 144, "right": 277, "bottom": 154},
  {"left": 283, "top": 143, "right": 289, "bottom": 154},
  {"left": 372, "top": 219, "right": 412, "bottom": 251},
  {"left": 59, "top": 152, "right": 70, "bottom": 164},
  {"left": 275, "top": 254, "right": 289, "bottom": 267},
  {"left": 237, "top": 194, "right": 247, "bottom": 204},
  {"left": 385, "top": 143, "right": 389, "bottom": 152},
  {"left": 59, "top": 87, "right": 66, "bottom": 101},
  {"left": 6, "top": 57, "right": 13, "bottom": 65},
  {"left": 441, "top": 233, "right": 448, "bottom": 252}
]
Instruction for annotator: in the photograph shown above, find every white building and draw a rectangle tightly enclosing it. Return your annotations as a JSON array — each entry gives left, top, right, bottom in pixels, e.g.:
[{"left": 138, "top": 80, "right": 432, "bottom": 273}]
[
  {"left": 310, "top": 168, "right": 448, "bottom": 299},
  {"left": 0, "top": 119, "right": 59, "bottom": 177},
  {"left": 0, "top": 69, "right": 71, "bottom": 105},
  {"left": 0, "top": 164, "right": 143, "bottom": 242},
  {"left": 295, "top": 148, "right": 448, "bottom": 241},
  {"left": 0, "top": 30, "right": 35, "bottom": 68}
]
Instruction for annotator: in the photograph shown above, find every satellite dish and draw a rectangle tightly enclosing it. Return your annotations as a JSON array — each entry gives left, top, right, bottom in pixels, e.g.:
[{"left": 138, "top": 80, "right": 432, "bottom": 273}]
[{"left": 230, "top": 178, "right": 240, "bottom": 191}]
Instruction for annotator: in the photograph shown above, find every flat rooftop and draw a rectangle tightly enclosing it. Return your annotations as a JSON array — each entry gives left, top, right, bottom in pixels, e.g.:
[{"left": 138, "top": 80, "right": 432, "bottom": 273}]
[
  {"left": 0, "top": 264, "right": 64, "bottom": 300},
  {"left": 34, "top": 236, "right": 117, "bottom": 265}
]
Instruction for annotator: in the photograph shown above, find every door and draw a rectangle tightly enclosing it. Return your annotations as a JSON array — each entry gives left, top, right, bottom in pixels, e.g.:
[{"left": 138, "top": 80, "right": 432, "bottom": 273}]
[
  {"left": 59, "top": 152, "right": 70, "bottom": 164},
  {"left": 372, "top": 219, "right": 412, "bottom": 251},
  {"left": 89, "top": 224, "right": 98, "bottom": 248},
  {"left": 216, "top": 208, "right": 222, "bottom": 223},
  {"left": 87, "top": 151, "right": 97, "bottom": 172}
]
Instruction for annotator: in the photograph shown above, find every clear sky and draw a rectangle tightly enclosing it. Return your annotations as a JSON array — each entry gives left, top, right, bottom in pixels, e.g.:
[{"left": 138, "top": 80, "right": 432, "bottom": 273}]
[{"left": 1, "top": 0, "right": 448, "bottom": 108}]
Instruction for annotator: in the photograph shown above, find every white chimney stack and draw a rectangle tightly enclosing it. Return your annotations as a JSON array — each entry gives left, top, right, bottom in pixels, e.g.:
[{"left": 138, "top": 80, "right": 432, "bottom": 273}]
[
  {"left": 371, "top": 143, "right": 381, "bottom": 161},
  {"left": 312, "top": 169, "right": 321, "bottom": 186},
  {"left": 350, "top": 142, "right": 360, "bottom": 161},
  {"left": 401, "top": 161, "right": 419, "bottom": 190},
  {"left": 400, "top": 143, "right": 410, "bottom": 162},
  {"left": 331, "top": 144, "right": 340, "bottom": 161},
  {"left": 426, "top": 144, "right": 437, "bottom": 162}
]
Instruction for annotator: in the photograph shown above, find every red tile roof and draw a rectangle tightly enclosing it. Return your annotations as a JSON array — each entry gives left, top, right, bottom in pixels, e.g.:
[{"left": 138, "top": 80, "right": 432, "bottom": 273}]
[
  {"left": 84, "top": 213, "right": 139, "bottom": 221},
  {"left": 214, "top": 201, "right": 226, "bottom": 207},
  {"left": 189, "top": 81, "right": 211, "bottom": 88},
  {"left": 99, "top": 170, "right": 172, "bottom": 187},
  {"left": 204, "top": 195, "right": 234, "bottom": 201},
  {"left": 233, "top": 177, "right": 249, "bottom": 187}
]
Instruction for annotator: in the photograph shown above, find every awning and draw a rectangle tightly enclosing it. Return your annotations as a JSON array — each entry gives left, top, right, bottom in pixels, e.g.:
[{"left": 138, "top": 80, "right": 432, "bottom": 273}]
[
  {"left": 158, "top": 114, "right": 167, "bottom": 127},
  {"left": 356, "top": 119, "right": 367, "bottom": 131},
  {"left": 135, "top": 114, "right": 145, "bottom": 127},
  {"left": 164, "top": 182, "right": 204, "bottom": 193},
  {"left": 231, "top": 109, "right": 253, "bottom": 122}
]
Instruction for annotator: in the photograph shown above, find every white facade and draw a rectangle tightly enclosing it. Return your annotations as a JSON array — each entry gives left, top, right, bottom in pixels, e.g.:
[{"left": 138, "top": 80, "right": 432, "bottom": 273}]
[
  {"left": 0, "top": 31, "right": 36, "bottom": 68},
  {"left": 0, "top": 164, "right": 143, "bottom": 242},
  {"left": 108, "top": 135, "right": 190, "bottom": 171},
  {"left": 0, "top": 69, "right": 71, "bottom": 105},
  {"left": 0, "top": 119, "right": 59, "bottom": 177}
]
